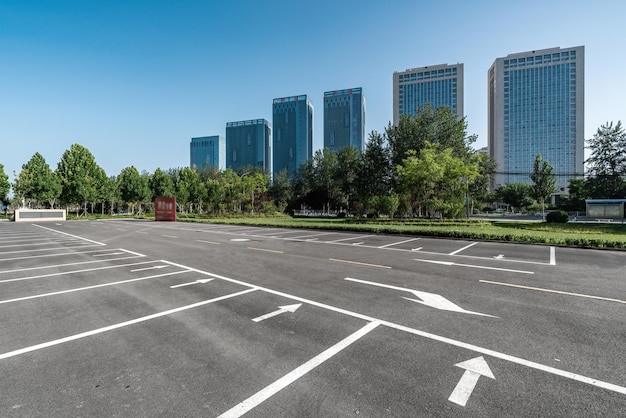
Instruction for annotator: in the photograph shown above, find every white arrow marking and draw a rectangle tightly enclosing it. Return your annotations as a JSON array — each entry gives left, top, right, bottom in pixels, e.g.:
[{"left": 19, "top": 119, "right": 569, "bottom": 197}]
[
  {"left": 252, "top": 304, "right": 302, "bottom": 322},
  {"left": 130, "top": 265, "right": 169, "bottom": 272},
  {"left": 411, "top": 247, "right": 423, "bottom": 251},
  {"left": 403, "top": 291, "right": 497, "bottom": 318},
  {"left": 493, "top": 254, "right": 505, "bottom": 259},
  {"left": 345, "top": 278, "right": 497, "bottom": 318},
  {"left": 170, "top": 279, "right": 213, "bottom": 289},
  {"left": 449, "top": 356, "right": 495, "bottom": 406}
]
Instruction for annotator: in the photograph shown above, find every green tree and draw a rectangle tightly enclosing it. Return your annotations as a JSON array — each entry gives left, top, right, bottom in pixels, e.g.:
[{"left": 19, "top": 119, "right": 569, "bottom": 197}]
[
  {"left": 0, "top": 163, "right": 10, "bottom": 205},
  {"left": 559, "top": 178, "right": 587, "bottom": 212},
  {"left": 313, "top": 149, "right": 341, "bottom": 214},
  {"left": 268, "top": 169, "right": 293, "bottom": 213},
  {"left": 241, "top": 172, "right": 269, "bottom": 213},
  {"left": 468, "top": 153, "right": 497, "bottom": 214},
  {"left": 397, "top": 142, "right": 478, "bottom": 218},
  {"left": 56, "top": 144, "right": 102, "bottom": 215},
  {"left": 175, "top": 167, "right": 204, "bottom": 213},
  {"left": 357, "top": 131, "right": 392, "bottom": 204},
  {"left": 334, "top": 146, "right": 361, "bottom": 213},
  {"left": 149, "top": 168, "right": 175, "bottom": 200},
  {"left": 13, "top": 153, "right": 61, "bottom": 208},
  {"left": 386, "top": 105, "right": 475, "bottom": 170},
  {"left": 117, "top": 166, "right": 151, "bottom": 214},
  {"left": 584, "top": 121, "right": 626, "bottom": 199},
  {"left": 495, "top": 183, "right": 534, "bottom": 213},
  {"left": 530, "top": 153, "right": 557, "bottom": 220}
]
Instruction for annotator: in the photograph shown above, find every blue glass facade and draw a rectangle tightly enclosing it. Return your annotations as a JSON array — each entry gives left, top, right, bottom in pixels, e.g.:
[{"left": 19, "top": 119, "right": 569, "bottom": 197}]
[
  {"left": 225, "top": 119, "right": 272, "bottom": 172},
  {"left": 323, "top": 88, "right": 366, "bottom": 153},
  {"left": 489, "top": 46, "right": 584, "bottom": 190},
  {"left": 272, "top": 95, "right": 313, "bottom": 178},
  {"left": 393, "top": 63, "right": 464, "bottom": 124},
  {"left": 190, "top": 135, "right": 225, "bottom": 170}
]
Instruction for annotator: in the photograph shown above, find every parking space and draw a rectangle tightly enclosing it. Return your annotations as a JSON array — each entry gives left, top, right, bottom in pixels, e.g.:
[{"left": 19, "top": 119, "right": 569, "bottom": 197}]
[{"left": 3, "top": 222, "right": 624, "bottom": 415}]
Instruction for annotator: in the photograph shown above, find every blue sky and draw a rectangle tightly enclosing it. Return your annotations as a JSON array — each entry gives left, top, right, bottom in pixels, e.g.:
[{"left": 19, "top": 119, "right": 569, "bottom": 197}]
[{"left": 2, "top": 0, "right": 625, "bottom": 184}]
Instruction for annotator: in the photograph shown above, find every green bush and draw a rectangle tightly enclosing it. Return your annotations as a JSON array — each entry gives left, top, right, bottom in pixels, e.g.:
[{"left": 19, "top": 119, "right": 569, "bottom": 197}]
[{"left": 546, "top": 210, "right": 569, "bottom": 223}]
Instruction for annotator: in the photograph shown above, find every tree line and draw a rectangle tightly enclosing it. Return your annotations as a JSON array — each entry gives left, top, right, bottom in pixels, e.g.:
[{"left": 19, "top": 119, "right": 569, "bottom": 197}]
[{"left": 2, "top": 109, "right": 625, "bottom": 218}]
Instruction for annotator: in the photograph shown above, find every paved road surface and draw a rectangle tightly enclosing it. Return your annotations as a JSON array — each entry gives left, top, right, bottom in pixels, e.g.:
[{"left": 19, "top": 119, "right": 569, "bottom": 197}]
[{"left": 0, "top": 219, "right": 624, "bottom": 416}]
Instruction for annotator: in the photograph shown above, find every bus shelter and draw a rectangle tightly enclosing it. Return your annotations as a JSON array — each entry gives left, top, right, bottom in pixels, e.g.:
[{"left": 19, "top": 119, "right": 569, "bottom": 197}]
[{"left": 585, "top": 199, "right": 626, "bottom": 223}]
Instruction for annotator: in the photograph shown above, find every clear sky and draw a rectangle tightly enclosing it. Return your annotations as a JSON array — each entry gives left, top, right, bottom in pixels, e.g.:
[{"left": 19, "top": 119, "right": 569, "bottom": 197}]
[{"left": 2, "top": 0, "right": 625, "bottom": 184}]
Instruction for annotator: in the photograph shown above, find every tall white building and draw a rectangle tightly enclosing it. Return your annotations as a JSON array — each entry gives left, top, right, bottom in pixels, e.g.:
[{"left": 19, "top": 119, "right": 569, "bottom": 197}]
[
  {"left": 488, "top": 46, "right": 585, "bottom": 193},
  {"left": 393, "top": 63, "right": 464, "bottom": 124}
]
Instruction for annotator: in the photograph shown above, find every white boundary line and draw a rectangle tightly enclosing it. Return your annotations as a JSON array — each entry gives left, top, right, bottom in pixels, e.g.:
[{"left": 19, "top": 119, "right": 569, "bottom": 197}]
[
  {"left": 0, "top": 260, "right": 158, "bottom": 284},
  {"left": 449, "top": 242, "right": 478, "bottom": 255},
  {"left": 33, "top": 224, "right": 106, "bottom": 246},
  {"left": 0, "top": 248, "right": 132, "bottom": 263},
  {"left": 0, "top": 289, "right": 257, "bottom": 361},
  {"left": 378, "top": 237, "right": 421, "bottom": 248},
  {"left": 0, "top": 269, "right": 191, "bottom": 305},
  {"left": 161, "top": 261, "right": 626, "bottom": 398},
  {"left": 0, "top": 255, "right": 146, "bottom": 275},
  {"left": 218, "top": 321, "right": 381, "bottom": 417}
]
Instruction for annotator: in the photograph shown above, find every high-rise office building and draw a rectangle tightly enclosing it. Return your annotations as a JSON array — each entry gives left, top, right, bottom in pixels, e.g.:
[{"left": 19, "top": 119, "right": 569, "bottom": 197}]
[
  {"left": 190, "top": 135, "right": 225, "bottom": 170},
  {"left": 393, "top": 63, "right": 464, "bottom": 124},
  {"left": 323, "top": 88, "right": 366, "bottom": 153},
  {"left": 225, "top": 119, "right": 272, "bottom": 172},
  {"left": 488, "top": 46, "right": 584, "bottom": 192},
  {"left": 272, "top": 95, "right": 313, "bottom": 178}
]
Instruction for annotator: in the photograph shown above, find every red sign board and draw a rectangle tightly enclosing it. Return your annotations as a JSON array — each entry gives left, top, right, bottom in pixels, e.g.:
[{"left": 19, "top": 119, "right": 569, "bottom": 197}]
[{"left": 155, "top": 197, "right": 176, "bottom": 222}]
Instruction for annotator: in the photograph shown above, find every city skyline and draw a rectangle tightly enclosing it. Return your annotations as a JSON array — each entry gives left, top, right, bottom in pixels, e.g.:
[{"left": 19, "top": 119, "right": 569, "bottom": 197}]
[{"left": 2, "top": 1, "right": 625, "bottom": 184}]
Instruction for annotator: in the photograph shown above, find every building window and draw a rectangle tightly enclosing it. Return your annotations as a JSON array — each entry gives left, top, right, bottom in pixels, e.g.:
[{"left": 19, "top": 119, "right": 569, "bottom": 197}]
[
  {"left": 232, "top": 150, "right": 237, "bottom": 162},
  {"left": 285, "top": 112, "right": 289, "bottom": 124},
  {"left": 247, "top": 133, "right": 251, "bottom": 146},
  {"left": 289, "top": 147, "right": 293, "bottom": 160},
  {"left": 330, "top": 132, "right": 335, "bottom": 146}
]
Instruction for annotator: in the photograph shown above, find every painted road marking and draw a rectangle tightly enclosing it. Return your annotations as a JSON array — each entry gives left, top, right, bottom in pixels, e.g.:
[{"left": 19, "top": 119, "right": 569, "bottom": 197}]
[
  {"left": 329, "top": 258, "right": 391, "bottom": 269},
  {"left": 252, "top": 303, "right": 302, "bottom": 322},
  {"left": 449, "top": 242, "right": 479, "bottom": 255},
  {"left": 0, "top": 288, "right": 257, "bottom": 361},
  {"left": 287, "top": 232, "right": 335, "bottom": 240},
  {"left": 0, "top": 269, "right": 191, "bottom": 306},
  {"left": 34, "top": 224, "right": 106, "bottom": 246},
  {"left": 377, "top": 237, "right": 421, "bottom": 248},
  {"left": 414, "top": 259, "right": 534, "bottom": 275},
  {"left": 0, "top": 255, "right": 146, "bottom": 275},
  {"left": 345, "top": 277, "right": 496, "bottom": 318},
  {"left": 0, "top": 260, "right": 163, "bottom": 284},
  {"left": 93, "top": 252, "right": 126, "bottom": 257},
  {"left": 197, "top": 239, "right": 220, "bottom": 245},
  {"left": 217, "top": 321, "right": 380, "bottom": 418},
  {"left": 480, "top": 280, "right": 626, "bottom": 304},
  {"left": 247, "top": 247, "right": 284, "bottom": 254},
  {"left": 130, "top": 265, "right": 169, "bottom": 272},
  {"left": 170, "top": 278, "right": 213, "bottom": 288},
  {"left": 161, "top": 261, "right": 626, "bottom": 397},
  {"left": 327, "top": 235, "right": 374, "bottom": 243},
  {"left": 550, "top": 246, "right": 556, "bottom": 265},
  {"left": 161, "top": 234, "right": 178, "bottom": 239},
  {"left": 448, "top": 356, "right": 495, "bottom": 407},
  {"left": 0, "top": 248, "right": 140, "bottom": 263}
]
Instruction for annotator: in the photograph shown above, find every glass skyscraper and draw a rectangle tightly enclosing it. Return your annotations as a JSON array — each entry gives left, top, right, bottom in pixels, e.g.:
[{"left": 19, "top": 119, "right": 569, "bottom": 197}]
[
  {"left": 393, "top": 63, "right": 464, "bottom": 124},
  {"left": 488, "top": 46, "right": 584, "bottom": 192},
  {"left": 190, "top": 135, "right": 225, "bottom": 170},
  {"left": 225, "top": 119, "right": 272, "bottom": 172},
  {"left": 323, "top": 88, "right": 366, "bottom": 153},
  {"left": 272, "top": 95, "right": 313, "bottom": 179}
]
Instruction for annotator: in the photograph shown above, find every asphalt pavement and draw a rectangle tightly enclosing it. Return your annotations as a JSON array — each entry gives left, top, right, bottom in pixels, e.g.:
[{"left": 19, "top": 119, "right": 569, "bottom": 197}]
[{"left": 0, "top": 219, "right": 624, "bottom": 417}]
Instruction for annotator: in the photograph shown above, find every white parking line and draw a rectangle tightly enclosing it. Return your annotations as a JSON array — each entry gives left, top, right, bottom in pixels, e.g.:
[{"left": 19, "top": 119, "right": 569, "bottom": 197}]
[
  {"left": 0, "top": 255, "right": 147, "bottom": 275},
  {"left": 0, "top": 269, "right": 191, "bottom": 305},
  {"left": 34, "top": 224, "right": 106, "bottom": 246},
  {"left": 449, "top": 242, "right": 478, "bottom": 255},
  {"left": 0, "top": 260, "right": 161, "bottom": 284},
  {"left": 0, "top": 249, "right": 133, "bottom": 263},
  {"left": 0, "top": 288, "right": 257, "bottom": 361},
  {"left": 480, "top": 280, "right": 626, "bottom": 304},
  {"left": 161, "top": 261, "right": 626, "bottom": 398},
  {"left": 218, "top": 321, "right": 380, "bottom": 417},
  {"left": 327, "top": 235, "right": 374, "bottom": 243},
  {"left": 378, "top": 237, "right": 421, "bottom": 248}
]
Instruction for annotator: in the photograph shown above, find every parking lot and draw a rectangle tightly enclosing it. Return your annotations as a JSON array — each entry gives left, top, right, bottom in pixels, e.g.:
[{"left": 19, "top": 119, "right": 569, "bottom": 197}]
[{"left": 1, "top": 220, "right": 625, "bottom": 416}]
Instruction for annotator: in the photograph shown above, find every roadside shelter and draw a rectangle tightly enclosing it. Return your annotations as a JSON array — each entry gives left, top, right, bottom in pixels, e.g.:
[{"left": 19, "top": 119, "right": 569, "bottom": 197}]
[{"left": 585, "top": 199, "right": 626, "bottom": 223}]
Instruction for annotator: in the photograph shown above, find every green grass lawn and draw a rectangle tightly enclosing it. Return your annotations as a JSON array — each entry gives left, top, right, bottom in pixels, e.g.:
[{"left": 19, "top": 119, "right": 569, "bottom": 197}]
[{"left": 174, "top": 215, "right": 626, "bottom": 250}]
